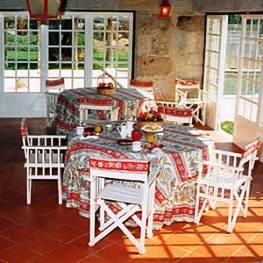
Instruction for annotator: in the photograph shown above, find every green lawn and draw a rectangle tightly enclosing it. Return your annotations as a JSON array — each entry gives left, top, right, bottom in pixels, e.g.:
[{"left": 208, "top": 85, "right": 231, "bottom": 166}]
[{"left": 221, "top": 121, "right": 234, "bottom": 135}]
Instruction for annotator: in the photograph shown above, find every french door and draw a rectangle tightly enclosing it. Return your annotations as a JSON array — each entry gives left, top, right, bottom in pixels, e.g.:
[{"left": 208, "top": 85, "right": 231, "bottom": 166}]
[
  {"left": 234, "top": 15, "right": 263, "bottom": 148},
  {"left": 203, "top": 15, "right": 228, "bottom": 130},
  {"left": 0, "top": 12, "right": 133, "bottom": 117}
]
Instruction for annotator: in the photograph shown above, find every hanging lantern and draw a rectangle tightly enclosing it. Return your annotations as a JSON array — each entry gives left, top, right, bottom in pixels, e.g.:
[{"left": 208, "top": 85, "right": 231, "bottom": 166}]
[
  {"left": 160, "top": 0, "right": 171, "bottom": 17},
  {"left": 26, "top": 0, "right": 62, "bottom": 19}
]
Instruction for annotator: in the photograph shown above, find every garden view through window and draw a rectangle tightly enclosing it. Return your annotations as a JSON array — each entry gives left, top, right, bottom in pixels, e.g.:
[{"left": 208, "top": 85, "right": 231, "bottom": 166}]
[{"left": 2, "top": 13, "right": 133, "bottom": 93}]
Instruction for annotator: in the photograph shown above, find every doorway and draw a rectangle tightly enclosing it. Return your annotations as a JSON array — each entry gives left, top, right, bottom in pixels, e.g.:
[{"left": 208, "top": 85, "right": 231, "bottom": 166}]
[{"left": 204, "top": 14, "right": 263, "bottom": 149}]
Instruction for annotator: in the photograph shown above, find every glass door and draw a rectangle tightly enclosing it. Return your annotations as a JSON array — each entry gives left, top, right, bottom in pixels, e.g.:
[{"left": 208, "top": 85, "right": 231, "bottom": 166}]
[
  {"left": 234, "top": 15, "right": 263, "bottom": 148},
  {"left": 203, "top": 15, "right": 228, "bottom": 130}
]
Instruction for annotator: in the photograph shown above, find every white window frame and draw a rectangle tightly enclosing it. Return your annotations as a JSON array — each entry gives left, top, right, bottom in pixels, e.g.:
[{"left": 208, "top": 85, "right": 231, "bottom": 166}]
[
  {"left": 0, "top": 11, "right": 134, "bottom": 93},
  {"left": 236, "top": 15, "right": 263, "bottom": 125}
]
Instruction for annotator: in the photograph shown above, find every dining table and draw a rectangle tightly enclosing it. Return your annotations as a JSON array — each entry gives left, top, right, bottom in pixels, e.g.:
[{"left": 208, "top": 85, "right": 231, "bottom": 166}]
[
  {"left": 55, "top": 87, "right": 146, "bottom": 135},
  {"left": 63, "top": 123, "right": 211, "bottom": 230}
]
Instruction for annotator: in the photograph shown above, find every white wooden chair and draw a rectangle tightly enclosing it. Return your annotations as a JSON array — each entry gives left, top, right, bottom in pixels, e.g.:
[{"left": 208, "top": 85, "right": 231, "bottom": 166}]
[
  {"left": 20, "top": 119, "right": 67, "bottom": 205},
  {"left": 156, "top": 100, "right": 193, "bottom": 126},
  {"left": 130, "top": 80, "right": 155, "bottom": 112},
  {"left": 79, "top": 102, "right": 119, "bottom": 126},
  {"left": 175, "top": 79, "right": 207, "bottom": 125},
  {"left": 194, "top": 138, "right": 260, "bottom": 233},
  {"left": 45, "top": 78, "right": 65, "bottom": 126},
  {"left": 88, "top": 157, "right": 158, "bottom": 254}
]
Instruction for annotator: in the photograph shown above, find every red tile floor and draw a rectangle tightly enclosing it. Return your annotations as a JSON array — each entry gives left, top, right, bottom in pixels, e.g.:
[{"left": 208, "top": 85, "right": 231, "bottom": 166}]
[{"left": 0, "top": 118, "right": 262, "bottom": 263}]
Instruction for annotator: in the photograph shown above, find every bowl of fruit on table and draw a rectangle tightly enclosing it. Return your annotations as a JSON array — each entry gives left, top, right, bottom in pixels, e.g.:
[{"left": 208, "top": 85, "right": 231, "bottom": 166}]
[{"left": 136, "top": 110, "right": 164, "bottom": 130}]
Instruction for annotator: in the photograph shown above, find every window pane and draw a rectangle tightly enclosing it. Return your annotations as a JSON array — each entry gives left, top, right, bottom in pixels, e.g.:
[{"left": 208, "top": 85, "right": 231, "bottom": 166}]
[
  {"left": 62, "top": 32, "right": 72, "bottom": 46},
  {"left": 49, "top": 32, "right": 59, "bottom": 45},
  {"left": 62, "top": 19, "right": 72, "bottom": 30}
]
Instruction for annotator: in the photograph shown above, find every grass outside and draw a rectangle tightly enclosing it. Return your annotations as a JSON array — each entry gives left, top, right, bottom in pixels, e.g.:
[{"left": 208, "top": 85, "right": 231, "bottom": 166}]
[{"left": 221, "top": 120, "right": 234, "bottom": 135}]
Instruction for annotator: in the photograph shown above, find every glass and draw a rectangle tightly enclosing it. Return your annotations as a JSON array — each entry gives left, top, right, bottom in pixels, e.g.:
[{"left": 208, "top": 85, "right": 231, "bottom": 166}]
[
  {"left": 94, "top": 125, "right": 102, "bottom": 134},
  {"left": 146, "top": 133, "right": 155, "bottom": 144}
]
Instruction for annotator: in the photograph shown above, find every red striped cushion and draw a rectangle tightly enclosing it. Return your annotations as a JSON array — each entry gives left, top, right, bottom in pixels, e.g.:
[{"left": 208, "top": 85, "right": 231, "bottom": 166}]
[
  {"left": 175, "top": 79, "right": 200, "bottom": 86},
  {"left": 20, "top": 118, "right": 28, "bottom": 137},
  {"left": 242, "top": 139, "right": 261, "bottom": 158},
  {"left": 46, "top": 78, "right": 64, "bottom": 87},
  {"left": 130, "top": 80, "right": 153, "bottom": 87}
]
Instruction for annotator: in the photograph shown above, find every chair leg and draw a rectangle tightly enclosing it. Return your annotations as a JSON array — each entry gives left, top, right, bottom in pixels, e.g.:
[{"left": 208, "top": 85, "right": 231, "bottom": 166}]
[
  {"left": 147, "top": 182, "right": 156, "bottom": 239},
  {"left": 244, "top": 180, "right": 251, "bottom": 218},
  {"left": 138, "top": 187, "right": 149, "bottom": 254},
  {"left": 26, "top": 168, "right": 32, "bottom": 205},
  {"left": 89, "top": 180, "right": 96, "bottom": 247},
  {"left": 227, "top": 192, "right": 234, "bottom": 233},
  {"left": 57, "top": 173, "right": 62, "bottom": 205}
]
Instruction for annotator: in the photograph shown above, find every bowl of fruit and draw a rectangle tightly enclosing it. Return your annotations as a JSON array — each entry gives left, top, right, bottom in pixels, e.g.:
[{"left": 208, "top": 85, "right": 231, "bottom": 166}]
[{"left": 136, "top": 109, "right": 164, "bottom": 130}]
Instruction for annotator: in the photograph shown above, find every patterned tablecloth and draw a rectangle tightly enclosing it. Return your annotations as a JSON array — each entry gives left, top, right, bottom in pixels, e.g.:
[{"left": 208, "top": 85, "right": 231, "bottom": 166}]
[
  {"left": 55, "top": 87, "right": 145, "bottom": 135},
  {"left": 63, "top": 123, "right": 210, "bottom": 230}
]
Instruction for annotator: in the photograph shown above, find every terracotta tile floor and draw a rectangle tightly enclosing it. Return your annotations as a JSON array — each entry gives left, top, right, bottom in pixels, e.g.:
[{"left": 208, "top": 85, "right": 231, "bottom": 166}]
[{"left": 0, "top": 118, "right": 262, "bottom": 263}]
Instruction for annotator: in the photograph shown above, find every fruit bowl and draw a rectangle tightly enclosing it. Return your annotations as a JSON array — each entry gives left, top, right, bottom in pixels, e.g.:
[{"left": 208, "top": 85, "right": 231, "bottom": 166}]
[{"left": 136, "top": 120, "right": 164, "bottom": 130}]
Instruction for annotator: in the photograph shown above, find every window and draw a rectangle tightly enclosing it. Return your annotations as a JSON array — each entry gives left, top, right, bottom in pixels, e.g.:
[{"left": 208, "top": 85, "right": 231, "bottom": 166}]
[
  {"left": 4, "top": 15, "right": 40, "bottom": 92},
  {"left": 238, "top": 17, "right": 263, "bottom": 123},
  {"left": 1, "top": 12, "right": 133, "bottom": 93}
]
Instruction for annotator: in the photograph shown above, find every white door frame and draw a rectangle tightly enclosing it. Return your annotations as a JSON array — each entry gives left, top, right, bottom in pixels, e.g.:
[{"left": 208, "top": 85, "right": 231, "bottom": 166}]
[
  {"left": 233, "top": 15, "right": 263, "bottom": 155},
  {"left": 203, "top": 15, "right": 228, "bottom": 130}
]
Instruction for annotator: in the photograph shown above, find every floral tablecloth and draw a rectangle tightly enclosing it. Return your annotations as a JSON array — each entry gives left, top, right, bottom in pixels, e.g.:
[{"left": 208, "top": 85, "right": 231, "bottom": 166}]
[
  {"left": 55, "top": 87, "right": 145, "bottom": 135},
  {"left": 63, "top": 123, "right": 210, "bottom": 230}
]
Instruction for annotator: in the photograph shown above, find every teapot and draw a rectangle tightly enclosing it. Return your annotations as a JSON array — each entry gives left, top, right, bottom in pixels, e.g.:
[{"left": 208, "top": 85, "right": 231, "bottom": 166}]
[{"left": 117, "top": 123, "right": 128, "bottom": 139}]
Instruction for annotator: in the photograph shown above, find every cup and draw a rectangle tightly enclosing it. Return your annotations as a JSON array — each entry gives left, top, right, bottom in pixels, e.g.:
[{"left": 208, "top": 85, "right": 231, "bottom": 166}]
[
  {"left": 105, "top": 124, "right": 113, "bottom": 132},
  {"left": 94, "top": 125, "right": 102, "bottom": 135},
  {"left": 76, "top": 126, "right": 84, "bottom": 136},
  {"left": 132, "top": 141, "right": 142, "bottom": 152}
]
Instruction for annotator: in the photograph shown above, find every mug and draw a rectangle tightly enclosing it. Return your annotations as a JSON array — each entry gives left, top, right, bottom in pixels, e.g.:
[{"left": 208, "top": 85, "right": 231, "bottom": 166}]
[
  {"left": 76, "top": 126, "right": 84, "bottom": 136},
  {"left": 105, "top": 124, "right": 113, "bottom": 132},
  {"left": 132, "top": 141, "right": 142, "bottom": 152}
]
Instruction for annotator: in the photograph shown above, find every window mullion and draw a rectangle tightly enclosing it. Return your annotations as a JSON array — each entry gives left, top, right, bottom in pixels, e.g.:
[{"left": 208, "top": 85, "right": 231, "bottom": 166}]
[
  {"left": 85, "top": 16, "right": 93, "bottom": 87},
  {"left": 40, "top": 23, "right": 48, "bottom": 93}
]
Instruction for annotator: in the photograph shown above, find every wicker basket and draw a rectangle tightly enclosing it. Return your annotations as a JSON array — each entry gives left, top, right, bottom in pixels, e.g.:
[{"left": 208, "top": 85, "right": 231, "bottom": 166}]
[
  {"left": 96, "top": 72, "right": 116, "bottom": 95},
  {"left": 97, "top": 87, "right": 116, "bottom": 95}
]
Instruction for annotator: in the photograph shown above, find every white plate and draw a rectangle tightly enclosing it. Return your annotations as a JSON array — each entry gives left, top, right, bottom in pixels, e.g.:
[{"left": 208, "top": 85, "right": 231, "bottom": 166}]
[{"left": 141, "top": 125, "right": 164, "bottom": 133}]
